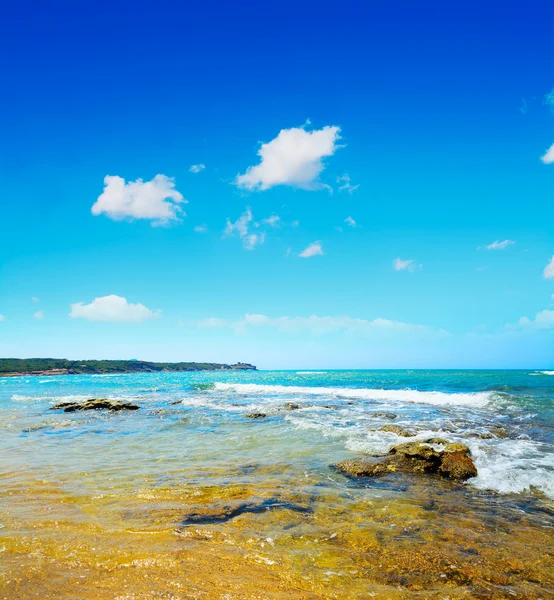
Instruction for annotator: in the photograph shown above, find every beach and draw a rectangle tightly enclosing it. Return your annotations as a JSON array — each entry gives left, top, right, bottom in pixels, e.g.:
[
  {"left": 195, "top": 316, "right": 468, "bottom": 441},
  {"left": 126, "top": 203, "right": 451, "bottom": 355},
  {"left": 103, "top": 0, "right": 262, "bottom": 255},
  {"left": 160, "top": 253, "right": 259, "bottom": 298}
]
[{"left": 1, "top": 370, "right": 553, "bottom": 599}]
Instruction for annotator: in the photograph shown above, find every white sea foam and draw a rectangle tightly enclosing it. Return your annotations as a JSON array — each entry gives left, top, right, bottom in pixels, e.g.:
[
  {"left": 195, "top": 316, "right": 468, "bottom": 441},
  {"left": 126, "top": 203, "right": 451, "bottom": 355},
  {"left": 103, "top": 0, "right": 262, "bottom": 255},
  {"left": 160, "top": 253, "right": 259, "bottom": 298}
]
[
  {"left": 296, "top": 371, "right": 327, "bottom": 374},
  {"left": 213, "top": 383, "right": 493, "bottom": 407},
  {"left": 10, "top": 394, "right": 91, "bottom": 403},
  {"left": 467, "top": 438, "right": 554, "bottom": 499},
  {"left": 538, "top": 371, "right": 554, "bottom": 375}
]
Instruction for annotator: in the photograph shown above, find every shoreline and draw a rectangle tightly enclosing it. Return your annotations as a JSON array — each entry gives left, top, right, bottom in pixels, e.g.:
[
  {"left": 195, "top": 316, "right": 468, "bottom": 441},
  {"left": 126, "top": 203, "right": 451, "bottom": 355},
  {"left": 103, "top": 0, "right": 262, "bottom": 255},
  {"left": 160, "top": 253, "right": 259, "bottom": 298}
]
[{"left": 0, "top": 359, "right": 257, "bottom": 378}]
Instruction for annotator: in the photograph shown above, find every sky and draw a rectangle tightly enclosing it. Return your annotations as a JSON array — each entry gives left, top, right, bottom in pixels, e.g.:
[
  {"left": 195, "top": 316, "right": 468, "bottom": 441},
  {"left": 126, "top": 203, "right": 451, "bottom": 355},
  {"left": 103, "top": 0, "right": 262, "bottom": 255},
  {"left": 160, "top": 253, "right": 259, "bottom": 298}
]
[{"left": 1, "top": 0, "right": 553, "bottom": 369}]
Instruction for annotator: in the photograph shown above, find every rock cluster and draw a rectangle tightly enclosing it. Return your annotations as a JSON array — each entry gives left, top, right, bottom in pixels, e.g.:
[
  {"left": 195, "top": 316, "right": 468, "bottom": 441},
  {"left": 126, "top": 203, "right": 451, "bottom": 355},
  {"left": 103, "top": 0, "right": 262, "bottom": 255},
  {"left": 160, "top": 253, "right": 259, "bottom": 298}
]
[
  {"left": 335, "top": 438, "right": 477, "bottom": 482},
  {"left": 51, "top": 398, "right": 140, "bottom": 412}
]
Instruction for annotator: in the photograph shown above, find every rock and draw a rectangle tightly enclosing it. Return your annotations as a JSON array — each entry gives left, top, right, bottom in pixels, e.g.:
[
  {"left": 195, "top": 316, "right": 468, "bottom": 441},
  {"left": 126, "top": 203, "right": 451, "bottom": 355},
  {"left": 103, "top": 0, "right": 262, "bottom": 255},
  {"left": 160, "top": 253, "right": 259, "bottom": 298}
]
[
  {"left": 282, "top": 403, "right": 301, "bottom": 411},
  {"left": 245, "top": 413, "right": 266, "bottom": 419},
  {"left": 334, "top": 459, "right": 394, "bottom": 477},
  {"left": 51, "top": 398, "right": 140, "bottom": 412},
  {"left": 438, "top": 451, "right": 478, "bottom": 481},
  {"left": 334, "top": 438, "right": 477, "bottom": 483},
  {"left": 379, "top": 424, "right": 414, "bottom": 437},
  {"left": 373, "top": 412, "right": 397, "bottom": 419},
  {"left": 490, "top": 425, "right": 509, "bottom": 438}
]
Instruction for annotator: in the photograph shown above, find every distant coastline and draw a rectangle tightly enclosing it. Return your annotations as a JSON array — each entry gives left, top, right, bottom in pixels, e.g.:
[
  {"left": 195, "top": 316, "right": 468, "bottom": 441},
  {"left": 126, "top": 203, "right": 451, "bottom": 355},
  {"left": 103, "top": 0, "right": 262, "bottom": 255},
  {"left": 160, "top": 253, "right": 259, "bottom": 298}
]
[{"left": 0, "top": 358, "right": 256, "bottom": 377}]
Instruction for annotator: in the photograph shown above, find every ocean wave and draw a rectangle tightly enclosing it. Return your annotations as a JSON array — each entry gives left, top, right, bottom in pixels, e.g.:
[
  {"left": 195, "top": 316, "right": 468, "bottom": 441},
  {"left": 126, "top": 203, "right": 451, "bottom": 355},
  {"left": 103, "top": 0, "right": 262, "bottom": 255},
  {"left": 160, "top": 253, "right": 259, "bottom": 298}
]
[
  {"left": 296, "top": 371, "right": 328, "bottom": 374},
  {"left": 10, "top": 394, "right": 91, "bottom": 403},
  {"left": 213, "top": 383, "right": 493, "bottom": 407}
]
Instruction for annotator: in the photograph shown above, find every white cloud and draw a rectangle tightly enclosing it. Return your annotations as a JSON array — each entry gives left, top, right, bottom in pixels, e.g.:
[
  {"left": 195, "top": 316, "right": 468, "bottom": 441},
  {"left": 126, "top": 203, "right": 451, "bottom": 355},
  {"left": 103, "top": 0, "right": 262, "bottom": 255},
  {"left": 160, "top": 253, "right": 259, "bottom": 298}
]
[
  {"left": 33, "top": 311, "right": 44, "bottom": 320},
  {"left": 196, "top": 317, "right": 229, "bottom": 328},
  {"left": 541, "top": 143, "right": 554, "bottom": 165},
  {"left": 393, "top": 258, "right": 418, "bottom": 272},
  {"left": 92, "top": 175, "right": 186, "bottom": 225},
  {"left": 194, "top": 224, "right": 208, "bottom": 233},
  {"left": 0, "top": 315, "right": 6, "bottom": 322},
  {"left": 299, "top": 241, "right": 324, "bottom": 258},
  {"left": 69, "top": 295, "right": 160, "bottom": 323},
  {"left": 189, "top": 164, "right": 206, "bottom": 174},
  {"left": 194, "top": 313, "right": 440, "bottom": 336},
  {"left": 261, "top": 215, "right": 280, "bottom": 227},
  {"left": 544, "top": 256, "right": 554, "bottom": 279},
  {"left": 337, "top": 173, "right": 359, "bottom": 195},
  {"left": 344, "top": 216, "right": 356, "bottom": 227},
  {"left": 235, "top": 124, "right": 341, "bottom": 191},
  {"left": 514, "top": 310, "right": 554, "bottom": 330},
  {"left": 480, "top": 239, "right": 515, "bottom": 250},
  {"left": 544, "top": 88, "right": 554, "bottom": 113},
  {"left": 32, "top": 296, "right": 39, "bottom": 303},
  {"left": 224, "top": 207, "right": 266, "bottom": 250}
]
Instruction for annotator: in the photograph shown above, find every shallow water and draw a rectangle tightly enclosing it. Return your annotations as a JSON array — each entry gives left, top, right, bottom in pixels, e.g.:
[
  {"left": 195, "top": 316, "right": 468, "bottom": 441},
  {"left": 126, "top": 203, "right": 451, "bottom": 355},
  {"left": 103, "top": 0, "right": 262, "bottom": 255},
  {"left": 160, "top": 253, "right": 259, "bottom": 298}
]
[{"left": 1, "top": 370, "right": 553, "bottom": 599}]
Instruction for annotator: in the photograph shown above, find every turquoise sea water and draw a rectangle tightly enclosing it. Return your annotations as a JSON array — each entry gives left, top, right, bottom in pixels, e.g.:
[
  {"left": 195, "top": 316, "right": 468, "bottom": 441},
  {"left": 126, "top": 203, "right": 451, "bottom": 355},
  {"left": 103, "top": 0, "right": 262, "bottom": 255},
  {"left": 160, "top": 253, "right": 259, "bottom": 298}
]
[{"left": 2, "top": 369, "right": 553, "bottom": 500}]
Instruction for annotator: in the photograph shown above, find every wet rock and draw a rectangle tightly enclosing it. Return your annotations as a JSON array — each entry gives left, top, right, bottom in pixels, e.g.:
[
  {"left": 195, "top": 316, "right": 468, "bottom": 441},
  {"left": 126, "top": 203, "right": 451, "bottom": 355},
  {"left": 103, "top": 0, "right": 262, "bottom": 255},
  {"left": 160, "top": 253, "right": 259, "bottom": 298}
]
[
  {"left": 373, "top": 412, "right": 397, "bottom": 419},
  {"left": 334, "top": 438, "right": 477, "bottom": 482},
  {"left": 51, "top": 398, "right": 140, "bottom": 412},
  {"left": 379, "top": 424, "right": 414, "bottom": 437},
  {"left": 281, "top": 402, "right": 301, "bottom": 411},
  {"left": 334, "top": 459, "right": 395, "bottom": 477},
  {"left": 245, "top": 413, "right": 267, "bottom": 419},
  {"left": 490, "top": 425, "right": 510, "bottom": 438}
]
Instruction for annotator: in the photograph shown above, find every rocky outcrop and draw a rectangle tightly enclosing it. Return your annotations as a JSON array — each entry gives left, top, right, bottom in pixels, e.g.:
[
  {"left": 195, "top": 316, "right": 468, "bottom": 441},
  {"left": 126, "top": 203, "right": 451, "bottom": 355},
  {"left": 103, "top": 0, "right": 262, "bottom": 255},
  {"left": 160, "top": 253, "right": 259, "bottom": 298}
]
[
  {"left": 379, "top": 424, "right": 414, "bottom": 437},
  {"left": 373, "top": 412, "right": 397, "bottom": 419},
  {"left": 51, "top": 398, "right": 140, "bottom": 412},
  {"left": 335, "top": 438, "right": 477, "bottom": 482},
  {"left": 245, "top": 413, "right": 267, "bottom": 419}
]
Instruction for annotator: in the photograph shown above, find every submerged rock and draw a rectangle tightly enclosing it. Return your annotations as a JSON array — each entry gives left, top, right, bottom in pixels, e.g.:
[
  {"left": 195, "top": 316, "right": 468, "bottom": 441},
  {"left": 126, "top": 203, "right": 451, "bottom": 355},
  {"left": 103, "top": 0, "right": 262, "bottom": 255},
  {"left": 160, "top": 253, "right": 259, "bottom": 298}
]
[
  {"left": 51, "top": 398, "right": 140, "bottom": 412},
  {"left": 282, "top": 402, "right": 301, "bottom": 411},
  {"left": 334, "top": 438, "right": 477, "bottom": 482},
  {"left": 379, "top": 424, "right": 414, "bottom": 437},
  {"left": 245, "top": 413, "right": 267, "bottom": 419},
  {"left": 373, "top": 412, "right": 397, "bottom": 419}
]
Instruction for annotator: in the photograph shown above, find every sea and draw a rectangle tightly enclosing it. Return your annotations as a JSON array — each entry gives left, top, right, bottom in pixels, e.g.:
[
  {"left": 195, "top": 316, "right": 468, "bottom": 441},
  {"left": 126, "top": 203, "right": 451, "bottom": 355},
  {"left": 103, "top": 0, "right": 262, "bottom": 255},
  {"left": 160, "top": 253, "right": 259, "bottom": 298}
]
[{"left": 1, "top": 369, "right": 553, "bottom": 599}]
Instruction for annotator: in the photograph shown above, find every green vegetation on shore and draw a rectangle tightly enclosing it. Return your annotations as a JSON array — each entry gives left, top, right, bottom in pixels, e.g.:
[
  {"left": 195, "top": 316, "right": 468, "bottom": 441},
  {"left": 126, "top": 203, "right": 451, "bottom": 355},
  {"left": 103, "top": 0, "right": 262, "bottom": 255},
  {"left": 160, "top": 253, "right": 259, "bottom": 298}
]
[{"left": 0, "top": 358, "right": 256, "bottom": 376}]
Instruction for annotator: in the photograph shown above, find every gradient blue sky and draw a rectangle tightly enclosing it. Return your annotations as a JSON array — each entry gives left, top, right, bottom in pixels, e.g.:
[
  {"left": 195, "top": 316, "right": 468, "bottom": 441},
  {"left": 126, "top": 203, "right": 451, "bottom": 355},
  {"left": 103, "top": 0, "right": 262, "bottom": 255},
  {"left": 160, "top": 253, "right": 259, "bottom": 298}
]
[{"left": 1, "top": 0, "right": 553, "bottom": 368}]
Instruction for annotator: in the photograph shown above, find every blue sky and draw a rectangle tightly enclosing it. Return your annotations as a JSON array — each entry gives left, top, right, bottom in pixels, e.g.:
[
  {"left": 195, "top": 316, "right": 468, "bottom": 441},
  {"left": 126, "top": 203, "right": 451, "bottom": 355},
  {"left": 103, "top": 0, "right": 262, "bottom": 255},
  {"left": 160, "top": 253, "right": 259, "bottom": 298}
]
[{"left": 1, "top": 0, "right": 553, "bottom": 368}]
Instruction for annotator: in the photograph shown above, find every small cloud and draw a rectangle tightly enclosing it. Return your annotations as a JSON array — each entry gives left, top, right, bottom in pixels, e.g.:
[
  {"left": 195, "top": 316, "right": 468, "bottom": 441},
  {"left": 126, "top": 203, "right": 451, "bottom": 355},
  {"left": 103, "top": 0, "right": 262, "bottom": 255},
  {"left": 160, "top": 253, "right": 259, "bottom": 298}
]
[
  {"left": 509, "top": 309, "right": 554, "bottom": 331},
  {"left": 0, "top": 314, "right": 6, "bottom": 322},
  {"left": 235, "top": 124, "right": 342, "bottom": 191},
  {"left": 189, "top": 164, "right": 206, "bottom": 174},
  {"left": 32, "top": 296, "right": 39, "bottom": 303},
  {"left": 337, "top": 173, "right": 359, "bottom": 195},
  {"left": 299, "top": 241, "right": 324, "bottom": 258},
  {"left": 261, "top": 215, "right": 280, "bottom": 227},
  {"left": 544, "top": 256, "right": 554, "bottom": 279},
  {"left": 291, "top": 220, "right": 300, "bottom": 227},
  {"left": 224, "top": 207, "right": 265, "bottom": 250},
  {"left": 519, "top": 98, "right": 528, "bottom": 115},
  {"left": 69, "top": 295, "right": 160, "bottom": 323},
  {"left": 540, "top": 143, "right": 554, "bottom": 165},
  {"left": 544, "top": 88, "right": 554, "bottom": 113},
  {"left": 92, "top": 175, "right": 186, "bottom": 225},
  {"left": 33, "top": 311, "right": 44, "bottom": 320},
  {"left": 344, "top": 216, "right": 356, "bottom": 227},
  {"left": 285, "top": 247, "right": 292, "bottom": 257},
  {"left": 393, "top": 258, "right": 418, "bottom": 272},
  {"left": 194, "top": 224, "right": 208, "bottom": 233},
  {"left": 196, "top": 317, "right": 229, "bottom": 328},
  {"left": 480, "top": 239, "right": 516, "bottom": 250}
]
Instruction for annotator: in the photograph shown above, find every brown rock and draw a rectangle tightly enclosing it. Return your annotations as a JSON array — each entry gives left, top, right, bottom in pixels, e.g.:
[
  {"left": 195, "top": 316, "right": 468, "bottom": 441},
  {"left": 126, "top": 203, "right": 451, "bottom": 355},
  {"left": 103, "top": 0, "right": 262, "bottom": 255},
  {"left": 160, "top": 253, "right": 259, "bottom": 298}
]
[
  {"left": 245, "top": 413, "right": 266, "bottom": 419},
  {"left": 335, "top": 438, "right": 477, "bottom": 483},
  {"left": 380, "top": 424, "right": 414, "bottom": 437},
  {"left": 51, "top": 398, "right": 140, "bottom": 412}
]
